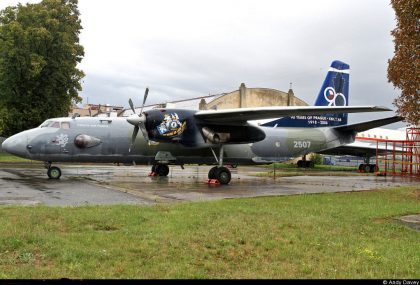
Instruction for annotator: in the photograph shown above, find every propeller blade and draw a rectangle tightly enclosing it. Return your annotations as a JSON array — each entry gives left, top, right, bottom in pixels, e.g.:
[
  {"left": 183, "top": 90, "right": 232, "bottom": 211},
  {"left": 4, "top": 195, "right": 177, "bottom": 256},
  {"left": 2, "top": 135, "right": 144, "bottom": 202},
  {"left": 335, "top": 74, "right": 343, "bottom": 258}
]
[
  {"left": 140, "top": 87, "right": 149, "bottom": 114},
  {"left": 128, "top": 98, "right": 136, "bottom": 114},
  {"left": 88, "top": 107, "right": 91, "bottom": 117},
  {"left": 139, "top": 122, "right": 149, "bottom": 142},
  {"left": 129, "top": 125, "right": 139, "bottom": 152}
]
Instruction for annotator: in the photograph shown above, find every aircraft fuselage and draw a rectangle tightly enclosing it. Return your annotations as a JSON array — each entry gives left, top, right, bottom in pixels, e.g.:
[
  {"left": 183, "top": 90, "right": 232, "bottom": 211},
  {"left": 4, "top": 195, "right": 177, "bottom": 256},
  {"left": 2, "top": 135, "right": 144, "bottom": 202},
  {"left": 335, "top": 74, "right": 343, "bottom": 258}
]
[{"left": 2, "top": 116, "right": 354, "bottom": 165}]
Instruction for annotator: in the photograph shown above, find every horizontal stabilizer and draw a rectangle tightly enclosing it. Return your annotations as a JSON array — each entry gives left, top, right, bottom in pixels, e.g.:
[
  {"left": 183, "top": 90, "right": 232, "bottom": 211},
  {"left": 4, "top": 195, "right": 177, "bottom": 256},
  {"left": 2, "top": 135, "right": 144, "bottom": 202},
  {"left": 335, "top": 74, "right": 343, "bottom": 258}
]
[
  {"left": 334, "top": 116, "right": 403, "bottom": 133},
  {"left": 317, "top": 143, "right": 402, "bottom": 157},
  {"left": 195, "top": 106, "right": 391, "bottom": 124}
]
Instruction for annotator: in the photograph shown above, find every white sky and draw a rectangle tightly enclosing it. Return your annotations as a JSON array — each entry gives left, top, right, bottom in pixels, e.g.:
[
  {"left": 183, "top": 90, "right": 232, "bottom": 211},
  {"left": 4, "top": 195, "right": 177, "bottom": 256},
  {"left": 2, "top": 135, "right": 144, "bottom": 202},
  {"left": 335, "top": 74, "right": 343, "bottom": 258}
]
[{"left": 0, "top": 0, "right": 404, "bottom": 127}]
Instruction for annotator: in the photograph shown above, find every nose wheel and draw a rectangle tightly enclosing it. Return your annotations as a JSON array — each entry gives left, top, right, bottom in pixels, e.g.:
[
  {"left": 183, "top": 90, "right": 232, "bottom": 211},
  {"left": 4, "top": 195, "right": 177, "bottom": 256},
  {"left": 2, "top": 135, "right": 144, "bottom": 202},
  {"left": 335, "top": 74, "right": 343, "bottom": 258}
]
[
  {"left": 47, "top": 166, "right": 62, "bottom": 179},
  {"left": 44, "top": 162, "right": 61, "bottom": 179}
]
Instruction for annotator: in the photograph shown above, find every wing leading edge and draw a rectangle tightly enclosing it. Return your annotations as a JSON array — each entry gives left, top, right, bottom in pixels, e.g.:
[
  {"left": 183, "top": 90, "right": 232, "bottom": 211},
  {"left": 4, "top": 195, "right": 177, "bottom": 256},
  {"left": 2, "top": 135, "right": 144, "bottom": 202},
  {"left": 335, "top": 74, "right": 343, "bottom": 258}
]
[{"left": 194, "top": 106, "right": 391, "bottom": 124}]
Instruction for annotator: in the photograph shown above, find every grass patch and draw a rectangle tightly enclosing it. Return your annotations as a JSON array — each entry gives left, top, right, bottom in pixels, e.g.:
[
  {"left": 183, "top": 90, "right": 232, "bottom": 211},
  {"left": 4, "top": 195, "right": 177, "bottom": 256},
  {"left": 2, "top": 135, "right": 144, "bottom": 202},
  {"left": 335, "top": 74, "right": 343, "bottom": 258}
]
[
  {"left": 0, "top": 186, "right": 419, "bottom": 279},
  {"left": 0, "top": 152, "right": 32, "bottom": 163}
]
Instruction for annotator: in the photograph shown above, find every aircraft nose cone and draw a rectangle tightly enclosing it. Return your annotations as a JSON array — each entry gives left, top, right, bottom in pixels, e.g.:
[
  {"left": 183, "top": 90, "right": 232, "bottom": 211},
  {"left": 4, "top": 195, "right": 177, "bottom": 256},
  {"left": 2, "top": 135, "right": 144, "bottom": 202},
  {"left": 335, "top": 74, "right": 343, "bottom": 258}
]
[
  {"left": 1, "top": 138, "right": 10, "bottom": 152},
  {"left": 1, "top": 133, "right": 29, "bottom": 158}
]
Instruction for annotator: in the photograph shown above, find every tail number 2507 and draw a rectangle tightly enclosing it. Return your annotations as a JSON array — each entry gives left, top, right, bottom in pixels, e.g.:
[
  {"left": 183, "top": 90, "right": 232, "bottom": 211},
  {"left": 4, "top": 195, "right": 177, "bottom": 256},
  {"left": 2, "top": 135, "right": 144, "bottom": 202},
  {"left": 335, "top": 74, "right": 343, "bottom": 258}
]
[{"left": 294, "top": 140, "right": 311, "bottom": 149}]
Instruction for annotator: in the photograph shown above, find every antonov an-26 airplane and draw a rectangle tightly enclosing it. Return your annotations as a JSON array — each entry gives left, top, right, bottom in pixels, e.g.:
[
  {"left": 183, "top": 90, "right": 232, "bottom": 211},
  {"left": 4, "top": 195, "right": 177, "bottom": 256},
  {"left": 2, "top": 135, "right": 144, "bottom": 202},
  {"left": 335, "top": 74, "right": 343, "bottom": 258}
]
[{"left": 2, "top": 61, "right": 402, "bottom": 184}]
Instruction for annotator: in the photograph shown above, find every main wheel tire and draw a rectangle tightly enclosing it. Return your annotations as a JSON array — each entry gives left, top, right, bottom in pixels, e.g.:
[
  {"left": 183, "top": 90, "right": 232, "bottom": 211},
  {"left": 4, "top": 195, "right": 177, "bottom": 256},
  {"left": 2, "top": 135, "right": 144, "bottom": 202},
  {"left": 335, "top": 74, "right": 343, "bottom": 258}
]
[
  {"left": 208, "top": 166, "right": 218, "bottom": 179},
  {"left": 155, "top": 164, "right": 169, "bottom": 176},
  {"left": 305, "top": 161, "right": 315, "bottom": 168},
  {"left": 364, "top": 164, "right": 371, "bottom": 173},
  {"left": 151, "top": 165, "right": 158, "bottom": 173},
  {"left": 214, "top": 167, "right": 231, "bottom": 185},
  {"left": 47, "top": 166, "right": 61, "bottom": 179},
  {"left": 297, "top": 160, "right": 303, "bottom": 168},
  {"left": 369, "top": 164, "right": 376, "bottom": 173},
  {"left": 358, "top": 164, "right": 365, "bottom": 171}
]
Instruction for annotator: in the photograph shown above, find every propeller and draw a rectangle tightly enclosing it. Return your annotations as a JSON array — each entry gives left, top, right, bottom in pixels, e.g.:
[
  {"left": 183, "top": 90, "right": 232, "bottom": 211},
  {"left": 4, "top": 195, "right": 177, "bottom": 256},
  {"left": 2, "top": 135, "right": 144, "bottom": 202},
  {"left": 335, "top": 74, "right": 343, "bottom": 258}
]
[{"left": 127, "top": 87, "right": 149, "bottom": 152}]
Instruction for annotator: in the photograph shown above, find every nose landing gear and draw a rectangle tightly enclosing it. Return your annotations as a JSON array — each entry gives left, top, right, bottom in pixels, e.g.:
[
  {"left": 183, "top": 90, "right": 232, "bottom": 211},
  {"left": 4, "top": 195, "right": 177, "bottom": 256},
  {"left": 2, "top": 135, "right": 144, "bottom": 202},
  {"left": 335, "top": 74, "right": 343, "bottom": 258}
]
[{"left": 44, "top": 162, "right": 62, "bottom": 179}]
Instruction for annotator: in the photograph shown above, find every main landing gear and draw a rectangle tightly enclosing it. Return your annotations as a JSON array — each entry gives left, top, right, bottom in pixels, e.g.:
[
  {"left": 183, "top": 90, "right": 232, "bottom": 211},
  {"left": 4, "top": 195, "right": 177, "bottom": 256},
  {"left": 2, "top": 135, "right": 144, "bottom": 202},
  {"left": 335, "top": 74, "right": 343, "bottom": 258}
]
[
  {"left": 207, "top": 145, "right": 232, "bottom": 185},
  {"left": 44, "top": 162, "right": 62, "bottom": 179},
  {"left": 358, "top": 163, "right": 377, "bottom": 173},
  {"left": 208, "top": 166, "right": 231, "bottom": 185},
  {"left": 359, "top": 156, "right": 377, "bottom": 173},
  {"left": 150, "top": 164, "right": 170, "bottom": 176},
  {"left": 297, "top": 155, "right": 314, "bottom": 168}
]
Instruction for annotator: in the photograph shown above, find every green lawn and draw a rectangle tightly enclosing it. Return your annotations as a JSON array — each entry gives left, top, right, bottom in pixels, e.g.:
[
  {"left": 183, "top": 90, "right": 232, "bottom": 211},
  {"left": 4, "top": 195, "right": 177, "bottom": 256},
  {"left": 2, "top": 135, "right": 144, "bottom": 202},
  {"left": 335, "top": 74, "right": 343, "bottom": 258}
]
[
  {"left": 0, "top": 186, "right": 419, "bottom": 279},
  {"left": 0, "top": 152, "right": 32, "bottom": 163}
]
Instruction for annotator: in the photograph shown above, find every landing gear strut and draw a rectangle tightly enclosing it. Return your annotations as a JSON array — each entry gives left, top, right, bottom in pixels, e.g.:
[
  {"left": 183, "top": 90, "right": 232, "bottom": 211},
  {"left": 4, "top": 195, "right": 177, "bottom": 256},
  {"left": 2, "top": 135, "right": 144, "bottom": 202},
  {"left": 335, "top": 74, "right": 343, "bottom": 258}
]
[
  {"left": 358, "top": 156, "right": 377, "bottom": 173},
  {"left": 44, "top": 162, "right": 61, "bottom": 179},
  {"left": 297, "top": 155, "right": 314, "bottom": 168},
  {"left": 208, "top": 146, "right": 232, "bottom": 185},
  {"left": 151, "top": 164, "right": 170, "bottom": 176}
]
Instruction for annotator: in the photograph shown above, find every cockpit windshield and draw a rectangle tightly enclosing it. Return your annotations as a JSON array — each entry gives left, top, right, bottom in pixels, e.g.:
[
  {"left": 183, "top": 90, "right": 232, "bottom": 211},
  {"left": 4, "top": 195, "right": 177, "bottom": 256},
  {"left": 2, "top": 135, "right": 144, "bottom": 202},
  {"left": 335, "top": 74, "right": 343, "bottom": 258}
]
[{"left": 39, "top": 120, "right": 71, "bottom": 129}]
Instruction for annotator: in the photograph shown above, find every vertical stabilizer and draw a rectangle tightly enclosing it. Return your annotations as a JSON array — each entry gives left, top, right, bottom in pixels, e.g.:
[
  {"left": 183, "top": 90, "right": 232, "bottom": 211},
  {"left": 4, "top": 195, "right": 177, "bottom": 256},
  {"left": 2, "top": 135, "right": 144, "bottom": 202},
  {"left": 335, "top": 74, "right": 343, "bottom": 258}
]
[{"left": 262, "top": 60, "right": 350, "bottom": 128}]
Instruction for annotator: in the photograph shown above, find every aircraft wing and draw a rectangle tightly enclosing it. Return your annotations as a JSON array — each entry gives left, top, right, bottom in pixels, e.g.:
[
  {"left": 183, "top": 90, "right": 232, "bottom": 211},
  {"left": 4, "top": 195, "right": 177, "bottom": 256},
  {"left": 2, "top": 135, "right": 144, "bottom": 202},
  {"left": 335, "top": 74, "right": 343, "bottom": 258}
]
[{"left": 194, "top": 106, "right": 391, "bottom": 124}]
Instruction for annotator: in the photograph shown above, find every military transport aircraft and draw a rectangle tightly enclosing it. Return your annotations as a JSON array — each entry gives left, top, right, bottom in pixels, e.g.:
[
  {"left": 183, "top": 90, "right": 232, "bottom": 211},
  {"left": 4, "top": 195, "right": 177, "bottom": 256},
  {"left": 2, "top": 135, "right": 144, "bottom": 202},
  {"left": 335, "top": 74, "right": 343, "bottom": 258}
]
[{"left": 2, "top": 60, "right": 401, "bottom": 184}]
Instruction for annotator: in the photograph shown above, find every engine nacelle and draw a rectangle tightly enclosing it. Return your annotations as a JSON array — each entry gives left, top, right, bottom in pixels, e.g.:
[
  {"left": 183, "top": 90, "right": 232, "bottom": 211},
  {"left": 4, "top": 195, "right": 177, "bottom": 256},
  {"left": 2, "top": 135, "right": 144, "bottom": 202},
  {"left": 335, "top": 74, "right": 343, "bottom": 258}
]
[
  {"left": 145, "top": 109, "right": 199, "bottom": 145},
  {"left": 201, "top": 127, "right": 230, "bottom": 144}
]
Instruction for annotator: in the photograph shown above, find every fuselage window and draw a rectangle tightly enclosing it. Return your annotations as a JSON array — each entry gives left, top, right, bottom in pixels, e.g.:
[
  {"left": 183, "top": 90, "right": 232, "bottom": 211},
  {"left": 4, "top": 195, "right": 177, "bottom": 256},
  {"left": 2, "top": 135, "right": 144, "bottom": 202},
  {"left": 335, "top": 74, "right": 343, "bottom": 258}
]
[
  {"left": 61, "top": 122, "right": 70, "bottom": 129},
  {"left": 51, "top": 122, "right": 60, "bottom": 128}
]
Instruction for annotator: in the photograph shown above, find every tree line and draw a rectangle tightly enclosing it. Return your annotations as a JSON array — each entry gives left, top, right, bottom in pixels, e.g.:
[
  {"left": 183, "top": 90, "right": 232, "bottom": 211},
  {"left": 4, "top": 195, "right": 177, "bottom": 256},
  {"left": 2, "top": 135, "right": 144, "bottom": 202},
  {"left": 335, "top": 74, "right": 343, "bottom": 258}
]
[
  {"left": 0, "top": 0, "right": 418, "bottom": 137},
  {"left": 0, "top": 0, "right": 84, "bottom": 137}
]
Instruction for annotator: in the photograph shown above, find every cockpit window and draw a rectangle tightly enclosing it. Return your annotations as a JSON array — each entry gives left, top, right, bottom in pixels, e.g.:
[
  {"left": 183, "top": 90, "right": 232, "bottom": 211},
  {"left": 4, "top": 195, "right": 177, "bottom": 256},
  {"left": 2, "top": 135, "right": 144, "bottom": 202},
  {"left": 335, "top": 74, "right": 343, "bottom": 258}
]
[
  {"left": 40, "top": 120, "right": 52, "bottom": 128},
  {"left": 61, "top": 122, "right": 70, "bottom": 129}
]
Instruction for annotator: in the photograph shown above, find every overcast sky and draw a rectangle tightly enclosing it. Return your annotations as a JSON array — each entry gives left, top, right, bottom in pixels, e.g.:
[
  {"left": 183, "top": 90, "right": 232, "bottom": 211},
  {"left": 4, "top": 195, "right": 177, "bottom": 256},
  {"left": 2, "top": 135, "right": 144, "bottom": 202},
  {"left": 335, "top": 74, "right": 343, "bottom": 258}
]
[{"left": 0, "top": 0, "right": 405, "bottom": 127}]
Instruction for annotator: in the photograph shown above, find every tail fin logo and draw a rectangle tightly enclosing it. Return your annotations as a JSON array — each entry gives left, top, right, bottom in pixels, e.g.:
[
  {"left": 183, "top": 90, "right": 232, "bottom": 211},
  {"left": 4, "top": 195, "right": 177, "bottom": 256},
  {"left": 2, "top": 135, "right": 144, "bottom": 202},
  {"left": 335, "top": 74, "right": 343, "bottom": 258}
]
[{"left": 324, "top": 87, "right": 346, "bottom": 106}]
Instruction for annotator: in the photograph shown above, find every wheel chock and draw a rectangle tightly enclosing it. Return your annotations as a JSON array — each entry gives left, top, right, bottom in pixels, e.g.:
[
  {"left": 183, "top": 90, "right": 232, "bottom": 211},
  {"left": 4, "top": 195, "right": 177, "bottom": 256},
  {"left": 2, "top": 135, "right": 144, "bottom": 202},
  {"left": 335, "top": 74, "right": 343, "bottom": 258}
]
[
  {"left": 206, "top": 179, "right": 220, "bottom": 185},
  {"left": 148, "top": 172, "right": 157, "bottom": 176}
]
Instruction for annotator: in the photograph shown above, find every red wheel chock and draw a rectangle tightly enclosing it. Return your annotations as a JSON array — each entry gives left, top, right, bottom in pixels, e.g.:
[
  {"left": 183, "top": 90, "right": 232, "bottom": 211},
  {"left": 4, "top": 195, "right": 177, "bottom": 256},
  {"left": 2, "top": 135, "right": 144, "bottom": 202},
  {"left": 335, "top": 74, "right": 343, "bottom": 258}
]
[
  {"left": 206, "top": 179, "right": 220, "bottom": 185},
  {"left": 148, "top": 172, "right": 157, "bottom": 176}
]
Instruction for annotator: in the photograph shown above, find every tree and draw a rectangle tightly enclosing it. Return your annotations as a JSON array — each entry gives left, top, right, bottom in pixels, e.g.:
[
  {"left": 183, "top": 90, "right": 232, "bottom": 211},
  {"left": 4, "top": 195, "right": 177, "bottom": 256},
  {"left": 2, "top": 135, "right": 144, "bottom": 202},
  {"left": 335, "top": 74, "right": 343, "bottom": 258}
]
[
  {"left": 0, "top": 0, "right": 84, "bottom": 136},
  {"left": 309, "top": 153, "right": 323, "bottom": 165},
  {"left": 387, "top": 0, "right": 419, "bottom": 126}
]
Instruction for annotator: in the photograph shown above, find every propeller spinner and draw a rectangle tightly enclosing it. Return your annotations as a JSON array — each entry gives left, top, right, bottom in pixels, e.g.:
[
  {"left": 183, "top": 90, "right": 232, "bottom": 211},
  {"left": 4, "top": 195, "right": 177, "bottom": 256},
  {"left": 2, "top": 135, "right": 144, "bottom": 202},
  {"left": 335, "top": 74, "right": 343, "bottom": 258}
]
[{"left": 127, "top": 87, "right": 149, "bottom": 152}]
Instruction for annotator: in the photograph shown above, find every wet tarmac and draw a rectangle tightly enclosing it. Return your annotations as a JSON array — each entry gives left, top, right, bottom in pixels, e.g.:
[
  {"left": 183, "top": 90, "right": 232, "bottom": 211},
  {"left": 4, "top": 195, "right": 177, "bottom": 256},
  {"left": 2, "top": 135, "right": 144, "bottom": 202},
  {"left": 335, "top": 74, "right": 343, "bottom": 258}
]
[
  {"left": 0, "top": 163, "right": 419, "bottom": 206},
  {"left": 397, "top": 214, "right": 420, "bottom": 231}
]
